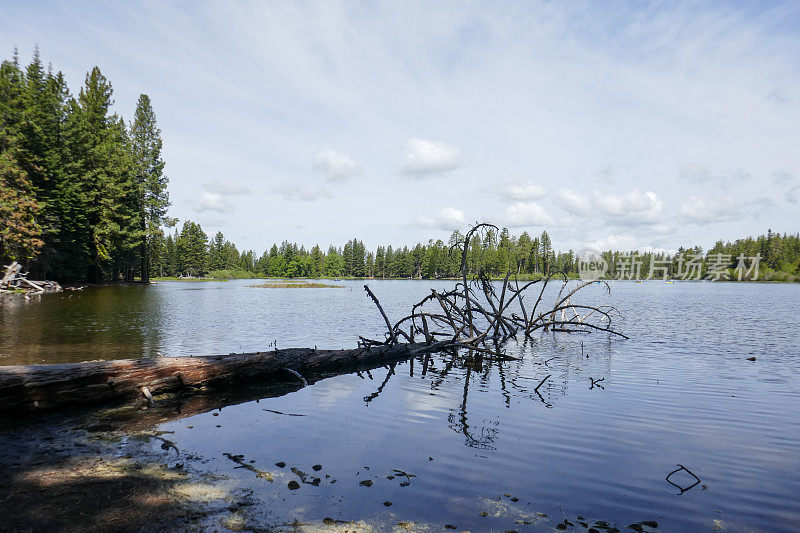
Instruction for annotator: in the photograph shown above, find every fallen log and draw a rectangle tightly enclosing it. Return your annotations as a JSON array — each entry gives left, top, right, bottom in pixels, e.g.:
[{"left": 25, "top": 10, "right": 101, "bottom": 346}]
[
  {"left": 0, "top": 341, "right": 452, "bottom": 415},
  {"left": 86, "top": 348, "right": 436, "bottom": 431},
  {"left": 1, "top": 262, "right": 21, "bottom": 287}
]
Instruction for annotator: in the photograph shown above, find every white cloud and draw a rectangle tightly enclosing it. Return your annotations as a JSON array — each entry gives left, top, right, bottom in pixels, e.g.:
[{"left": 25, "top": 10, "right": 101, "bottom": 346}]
[
  {"left": 271, "top": 182, "right": 332, "bottom": 201},
  {"left": 494, "top": 178, "right": 548, "bottom": 201},
  {"left": 553, "top": 189, "right": 592, "bottom": 216},
  {"left": 313, "top": 148, "right": 363, "bottom": 182},
  {"left": 497, "top": 202, "right": 553, "bottom": 228},
  {"left": 680, "top": 196, "right": 738, "bottom": 224},
  {"left": 414, "top": 207, "right": 466, "bottom": 230},
  {"left": 593, "top": 190, "right": 663, "bottom": 225},
  {"left": 191, "top": 192, "right": 234, "bottom": 214},
  {"left": 202, "top": 179, "right": 250, "bottom": 196},
  {"left": 400, "top": 139, "right": 463, "bottom": 178},
  {"left": 552, "top": 189, "right": 664, "bottom": 227}
]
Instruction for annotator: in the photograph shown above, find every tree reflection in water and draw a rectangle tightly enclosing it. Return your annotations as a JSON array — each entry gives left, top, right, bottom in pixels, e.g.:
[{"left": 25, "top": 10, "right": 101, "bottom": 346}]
[{"left": 355, "top": 336, "right": 614, "bottom": 451}]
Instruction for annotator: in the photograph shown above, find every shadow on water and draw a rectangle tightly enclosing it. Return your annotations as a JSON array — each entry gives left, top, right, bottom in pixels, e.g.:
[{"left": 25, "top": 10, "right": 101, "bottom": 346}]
[
  {"left": 0, "top": 342, "right": 646, "bottom": 532},
  {"left": 0, "top": 285, "right": 169, "bottom": 364}
]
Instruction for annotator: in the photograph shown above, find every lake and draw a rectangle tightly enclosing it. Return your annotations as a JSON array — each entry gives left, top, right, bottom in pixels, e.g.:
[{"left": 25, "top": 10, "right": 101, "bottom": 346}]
[{"left": 1, "top": 279, "right": 799, "bottom": 531}]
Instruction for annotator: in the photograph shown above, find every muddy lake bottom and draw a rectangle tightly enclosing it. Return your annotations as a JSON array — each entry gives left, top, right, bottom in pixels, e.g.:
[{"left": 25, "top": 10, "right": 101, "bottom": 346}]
[{"left": 1, "top": 280, "right": 799, "bottom": 531}]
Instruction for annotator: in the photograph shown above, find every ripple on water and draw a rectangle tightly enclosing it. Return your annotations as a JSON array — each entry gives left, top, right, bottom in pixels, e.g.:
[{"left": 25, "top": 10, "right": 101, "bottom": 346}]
[{"left": 3, "top": 280, "right": 800, "bottom": 530}]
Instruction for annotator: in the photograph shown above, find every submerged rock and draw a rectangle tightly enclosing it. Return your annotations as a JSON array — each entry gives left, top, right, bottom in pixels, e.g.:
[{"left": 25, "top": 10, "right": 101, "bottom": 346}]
[{"left": 287, "top": 481, "right": 300, "bottom": 490}]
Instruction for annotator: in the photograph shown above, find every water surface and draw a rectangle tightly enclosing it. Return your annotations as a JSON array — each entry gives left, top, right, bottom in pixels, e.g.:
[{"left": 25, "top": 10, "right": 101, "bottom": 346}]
[{"left": 1, "top": 280, "right": 799, "bottom": 531}]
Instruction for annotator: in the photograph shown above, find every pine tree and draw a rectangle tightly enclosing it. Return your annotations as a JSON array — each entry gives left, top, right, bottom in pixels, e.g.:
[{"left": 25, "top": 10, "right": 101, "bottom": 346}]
[
  {"left": 0, "top": 125, "right": 43, "bottom": 263},
  {"left": 68, "top": 67, "right": 137, "bottom": 281},
  {"left": 177, "top": 221, "right": 207, "bottom": 277},
  {"left": 208, "top": 231, "right": 226, "bottom": 271},
  {"left": 130, "top": 94, "right": 169, "bottom": 282},
  {"left": 540, "top": 231, "right": 552, "bottom": 274},
  {"left": 0, "top": 58, "right": 44, "bottom": 264}
]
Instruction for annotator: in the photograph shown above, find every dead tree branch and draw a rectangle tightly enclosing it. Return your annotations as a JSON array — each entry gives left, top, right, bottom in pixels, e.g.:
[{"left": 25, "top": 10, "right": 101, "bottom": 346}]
[{"left": 361, "top": 223, "right": 628, "bottom": 354}]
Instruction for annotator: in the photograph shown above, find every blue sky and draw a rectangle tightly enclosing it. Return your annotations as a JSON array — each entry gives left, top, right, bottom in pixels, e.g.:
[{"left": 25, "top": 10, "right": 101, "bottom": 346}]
[{"left": 2, "top": 1, "right": 799, "bottom": 253}]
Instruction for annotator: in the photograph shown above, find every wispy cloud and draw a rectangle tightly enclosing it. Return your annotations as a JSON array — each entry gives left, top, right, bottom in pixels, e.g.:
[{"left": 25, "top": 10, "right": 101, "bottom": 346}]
[
  {"left": 679, "top": 196, "right": 738, "bottom": 224},
  {"left": 771, "top": 171, "right": 795, "bottom": 187},
  {"left": 494, "top": 178, "right": 548, "bottom": 201},
  {"left": 679, "top": 164, "right": 752, "bottom": 186},
  {"left": 744, "top": 197, "right": 778, "bottom": 218},
  {"left": 271, "top": 182, "right": 332, "bottom": 201},
  {"left": 786, "top": 185, "right": 800, "bottom": 205},
  {"left": 191, "top": 192, "right": 235, "bottom": 214},
  {"left": 202, "top": 179, "right": 251, "bottom": 196}
]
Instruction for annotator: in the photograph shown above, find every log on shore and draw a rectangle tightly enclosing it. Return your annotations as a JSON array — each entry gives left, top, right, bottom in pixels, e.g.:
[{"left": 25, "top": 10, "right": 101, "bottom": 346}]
[
  {"left": 0, "top": 341, "right": 450, "bottom": 415},
  {"left": 90, "top": 347, "right": 430, "bottom": 431}
]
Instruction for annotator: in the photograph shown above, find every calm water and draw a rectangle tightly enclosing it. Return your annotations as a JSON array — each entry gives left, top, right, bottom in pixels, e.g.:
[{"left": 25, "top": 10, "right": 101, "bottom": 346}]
[{"left": 2, "top": 280, "right": 800, "bottom": 531}]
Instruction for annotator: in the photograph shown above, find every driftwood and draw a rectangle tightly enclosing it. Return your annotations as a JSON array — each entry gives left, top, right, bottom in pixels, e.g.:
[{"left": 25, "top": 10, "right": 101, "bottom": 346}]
[
  {"left": 358, "top": 223, "right": 627, "bottom": 358},
  {"left": 0, "top": 261, "right": 62, "bottom": 294},
  {"left": 0, "top": 342, "right": 453, "bottom": 414}
]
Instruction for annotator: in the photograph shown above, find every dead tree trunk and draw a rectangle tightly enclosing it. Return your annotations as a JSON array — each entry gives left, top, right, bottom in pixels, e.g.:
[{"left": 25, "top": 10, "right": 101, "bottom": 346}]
[{"left": 0, "top": 342, "right": 451, "bottom": 415}]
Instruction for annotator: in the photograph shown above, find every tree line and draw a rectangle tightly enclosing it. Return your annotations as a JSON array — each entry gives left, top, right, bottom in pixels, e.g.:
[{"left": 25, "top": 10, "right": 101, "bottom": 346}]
[
  {"left": 1, "top": 47, "right": 169, "bottom": 282},
  {"left": 148, "top": 224, "right": 571, "bottom": 280},
  {"left": 148, "top": 223, "right": 800, "bottom": 282}
]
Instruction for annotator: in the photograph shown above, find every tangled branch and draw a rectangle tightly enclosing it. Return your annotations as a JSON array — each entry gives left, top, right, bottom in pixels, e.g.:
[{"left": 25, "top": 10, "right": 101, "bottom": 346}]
[{"left": 359, "top": 223, "right": 628, "bottom": 356}]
